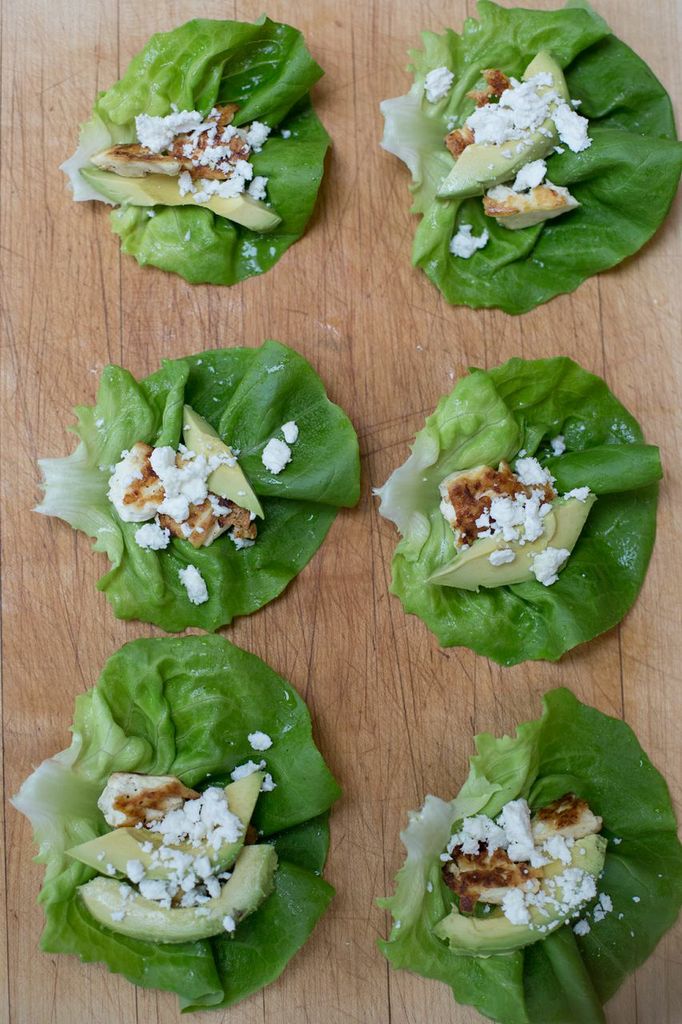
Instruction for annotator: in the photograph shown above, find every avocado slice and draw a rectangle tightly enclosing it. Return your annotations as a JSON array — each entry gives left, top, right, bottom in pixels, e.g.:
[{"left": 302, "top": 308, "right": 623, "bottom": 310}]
[
  {"left": 80, "top": 167, "right": 281, "bottom": 232},
  {"left": 183, "top": 405, "right": 264, "bottom": 519},
  {"left": 80, "top": 843, "right": 277, "bottom": 943},
  {"left": 433, "top": 833, "right": 607, "bottom": 955},
  {"left": 428, "top": 495, "right": 595, "bottom": 590},
  {"left": 437, "top": 52, "right": 570, "bottom": 199},
  {"left": 67, "top": 772, "right": 263, "bottom": 882}
]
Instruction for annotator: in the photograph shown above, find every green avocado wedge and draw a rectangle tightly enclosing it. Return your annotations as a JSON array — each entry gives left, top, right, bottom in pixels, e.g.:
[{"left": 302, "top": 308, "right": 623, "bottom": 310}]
[
  {"left": 182, "top": 405, "right": 264, "bottom": 519},
  {"left": 80, "top": 167, "right": 282, "bottom": 232},
  {"left": 428, "top": 494, "right": 596, "bottom": 590},
  {"left": 80, "top": 843, "right": 277, "bottom": 943},
  {"left": 67, "top": 772, "right": 263, "bottom": 883},
  {"left": 433, "top": 833, "right": 607, "bottom": 956},
  {"left": 436, "top": 51, "right": 570, "bottom": 199}
]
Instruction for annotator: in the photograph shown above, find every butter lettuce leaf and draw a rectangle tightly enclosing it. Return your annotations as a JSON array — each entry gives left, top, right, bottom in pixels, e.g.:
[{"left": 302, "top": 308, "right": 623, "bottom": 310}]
[
  {"left": 13, "top": 635, "right": 340, "bottom": 1010},
  {"left": 377, "top": 357, "right": 661, "bottom": 665},
  {"left": 380, "top": 688, "right": 682, "bottom": 1023},
  {"left": 36, "top": 340, "right": 360, "bottom": 632},
  {"left": 381, "top": 1, "right": 682, "bottom": 313},
  {"left": 63, "top": 17, "right": 329, "bottom": 285}
]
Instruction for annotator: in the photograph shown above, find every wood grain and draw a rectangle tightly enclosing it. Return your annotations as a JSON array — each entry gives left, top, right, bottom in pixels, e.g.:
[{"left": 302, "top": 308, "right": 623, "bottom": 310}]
[{"left": 1, "top": 1, "right": 680, "bottom": 1022}]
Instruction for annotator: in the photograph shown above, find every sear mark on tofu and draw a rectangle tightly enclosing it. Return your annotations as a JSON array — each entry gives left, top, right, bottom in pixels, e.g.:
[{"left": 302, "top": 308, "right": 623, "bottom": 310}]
[
  {"left": 532, "top": 794, "right": 603, "bottom": 843},
  {"left": 98, "top": 772, "right": 199, "bottom": 829},
  {"left": 442, "top": 462, "right": 555, "bottom": 547},
  {"left": 445, "top": 125, "right": 475, "bottom": 158},
  {"left": 466, "top": 68, "right": 512, "bottom": 107},
  {"left": 442, "top": 845, "right": 542, "bottom": 913}
]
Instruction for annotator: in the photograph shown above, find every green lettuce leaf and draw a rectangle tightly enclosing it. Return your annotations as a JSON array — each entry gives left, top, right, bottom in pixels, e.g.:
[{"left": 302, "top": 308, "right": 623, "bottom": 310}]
[
  {"left": 381, "top": 1, "right": 682, "bottom": 313},
  {"left": 36, "top": 340, "right": 360, "bottom": 632},
  {"left": 380, "top": 688, "right": 682, "bottom": 1024},
  {"left": 13, "top": 635, "right": 340, "bottom": 1010},
  {"left": 377, "top": 356, "right": 660, "bottom": 665},
  {"left": 63, "top": 17, "right": 329, "bottom": 285}
]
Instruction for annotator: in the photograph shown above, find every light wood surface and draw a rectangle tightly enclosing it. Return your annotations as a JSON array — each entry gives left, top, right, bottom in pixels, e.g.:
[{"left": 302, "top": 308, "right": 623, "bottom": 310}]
[{"left": 2, "top": 1, "right": 680, "bottom": 1022}]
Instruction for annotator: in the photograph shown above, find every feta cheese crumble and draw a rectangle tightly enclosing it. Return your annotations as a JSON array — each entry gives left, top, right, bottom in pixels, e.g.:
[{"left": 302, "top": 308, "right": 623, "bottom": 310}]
[
  {"left": 135, "top": 111, "right": 204, "bottom": 154},
  {"left": 135, "top": 520, "right": 171, "bottom": 551},
  {"left": 463, "top": 72, "right": 591, "bottom": 154},
  {"left": 281, "top": 421, "right": 299, "bottom": 444},
  {"left": 564, "top": 486, "right": 591, "bottom": 502},
  {"left": 449, "top": 224, "right": 489, "bottom": 258},
  {"left": 248, "top": 731, "right": 273, "bottom": 751},
  {"left": 550, "top": 435, "right": 566, "bottom": 456},
  {"left": 531, "top": 546, "right": 570, "bottom": 586},
  {"left": 512, "top": 159, "right": 547, "bottom": 192},
  {"left": 489, "top": 548, "right": 516, "bottom": 566},
  {"left": 262, "top": 437, "right": 292, "bottom": 475},
  {"left": 230, "top": 759, "right": 266, "bottom": 782},
  {"left": 424, "top": 66, "right": 455, "bottom": 103},
  {"left": 247, "top": 175, "right": 268, "bottom": 201},
  {"left": 178, "top": 564, "right": 209, "bottom": 605}
]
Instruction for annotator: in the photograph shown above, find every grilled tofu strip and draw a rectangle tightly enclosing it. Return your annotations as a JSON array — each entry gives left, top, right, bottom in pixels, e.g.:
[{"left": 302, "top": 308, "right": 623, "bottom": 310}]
[
  {"left": 439, "top": 462, "right": 555, "bottom": 547},
  {"left": 91, "top": 144, "right": 183, "bottom": 177},
  {"left": 442, "top": 845, "right": 542, "bottom": 912},
  {"left": 531, "top": 794, "right": 603, "bottom": 843},
  {"left": 98, "top": 772, "right": 199, "bottom": 829}
]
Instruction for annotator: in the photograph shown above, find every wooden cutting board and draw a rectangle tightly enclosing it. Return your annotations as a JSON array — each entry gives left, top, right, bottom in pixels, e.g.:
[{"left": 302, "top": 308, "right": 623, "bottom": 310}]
[{"left": 1, "top": 0, "right": 680, "bottom": 1021}]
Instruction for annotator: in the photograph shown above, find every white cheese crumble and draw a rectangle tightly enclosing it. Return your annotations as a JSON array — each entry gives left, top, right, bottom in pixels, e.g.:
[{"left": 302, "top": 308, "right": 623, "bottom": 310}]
[
  {"left": 573, "top": 918, "right": 591, "bottom": 936},
  {"left": 531, "top": 546, "right": 570, "bottom": 586},
  {"left": 151, "top": 446, "right": 211, "bottom": 523},
  {"left": 464, "top": 72, "right": 591, "bottom": 154},
  {"left": 246, "top": 121, "right": 271, "bottom": 152},
  {"left": 542, "top": 834, "right": 574, "bottom": 866},
  {"left": 515, "top": 456, "right": 554, "bottom": 488},
  {"left": 489, "top": 548, "right": 516, "bottom": 566},
  {"left": 135, "top": 110, "right": 204, "bottom": 153},
  {"left": 512, "top": 159, "right": 547, "bottom": 192},
  {"left": 449, "top": 224, "right": 489, "bottom": 259},
  {"left": 178, "top": 564, "right": 209, "bottom": 605},
  {"left": 281, "top": 420, "right": 299, "bottom": 444},
  {"left": 498, "top": 799, "right": 546, "bottom": 866},
  {"left": 281, "top": 129, "right": 292, "bottom": 139},
  {"left": 550, "top": 435, "right": 566, "bottom": 456},
  {"left": 230, "top": 759, "right": 266, "bottom": 781},
  {"left": 247, "top": 175, "right": 268, "bottom": 201},
  {"left": 424, "top": 66, "right": 455, "bottom": 103},
  {"left": 248, "top": 731, "right": 273, "bottom": 751},
  {"left": 222, "top": 914, "right": 237, "bottom": 933},
  {"left": 126, "top": 859, "right": 145, "bottom": 884},
  {"left": 564, "top": 486, "right": 591, "bottom": 502},
  {"left": 149, "top": 786, "right": 243, "bottom": 851},
  {"left": 262, "top": 437, "right": 292, "bottom": 475},
  {"left": 135, "top": 520, "right": 171, "bottom": 551},
  {"left": 553, "top": 102, "right": 591, "bottom": 153},
  {"left": 502, "top": 888, "right": 531, "bottom": 926}
]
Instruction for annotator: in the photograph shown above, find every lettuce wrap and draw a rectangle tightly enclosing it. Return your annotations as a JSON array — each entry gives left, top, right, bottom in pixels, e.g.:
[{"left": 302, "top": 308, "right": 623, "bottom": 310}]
[
  {"left": 376, "top": 356, "right": 662, "bottom": 665},
  {"left": 36, "top": 340, "right": 360, "bottom": 631},
  {"left": 379, "top": 688, "right": 682, "bottom": 1024},
  {"left": 13, "top": 635, "right": 340, "bottom": 1010},
  {"left": 63, "top": 17, "right": 329, "bottom": 285},
  {"left": 380, "top": 1, "right": 682, "bottom": 313}
]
